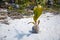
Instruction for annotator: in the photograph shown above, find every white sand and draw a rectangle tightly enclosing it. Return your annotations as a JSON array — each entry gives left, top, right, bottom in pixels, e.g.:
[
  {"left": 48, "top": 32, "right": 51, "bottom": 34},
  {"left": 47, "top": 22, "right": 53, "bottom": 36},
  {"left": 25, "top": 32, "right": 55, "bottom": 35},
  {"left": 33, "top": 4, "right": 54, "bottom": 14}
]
[{"left": 0, "top": 12, "right": 60, "bottom": 40}]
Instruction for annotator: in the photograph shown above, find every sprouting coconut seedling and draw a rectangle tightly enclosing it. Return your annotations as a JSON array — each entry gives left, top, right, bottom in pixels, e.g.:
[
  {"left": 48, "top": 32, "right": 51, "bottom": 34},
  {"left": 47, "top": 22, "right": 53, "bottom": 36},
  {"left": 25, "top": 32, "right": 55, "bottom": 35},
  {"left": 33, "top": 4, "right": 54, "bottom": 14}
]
[{"left": 28, "top": 5, "right": 43, "bottom": 33}]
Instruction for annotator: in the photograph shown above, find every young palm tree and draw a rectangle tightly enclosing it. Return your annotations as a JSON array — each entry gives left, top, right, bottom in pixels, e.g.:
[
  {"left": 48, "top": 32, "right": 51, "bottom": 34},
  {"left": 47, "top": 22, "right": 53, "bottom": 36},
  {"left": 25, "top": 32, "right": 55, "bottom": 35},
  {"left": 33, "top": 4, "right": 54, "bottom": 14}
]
[
  {"left": 28, "top": 5, "right": 43, "bottom": 33},
  {"left": 33, "top": 5, "right": 43, "bottom": 33}
]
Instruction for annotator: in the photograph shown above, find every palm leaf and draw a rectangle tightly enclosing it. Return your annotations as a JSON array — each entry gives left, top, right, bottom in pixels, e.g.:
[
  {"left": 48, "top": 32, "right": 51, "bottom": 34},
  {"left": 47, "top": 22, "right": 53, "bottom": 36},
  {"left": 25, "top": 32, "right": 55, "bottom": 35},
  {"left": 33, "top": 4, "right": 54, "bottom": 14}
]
[{"left": 33, "top": 5, "right": 43, "bottom": 22}]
